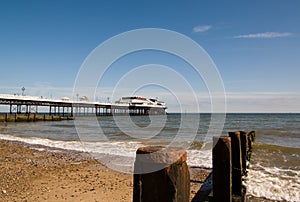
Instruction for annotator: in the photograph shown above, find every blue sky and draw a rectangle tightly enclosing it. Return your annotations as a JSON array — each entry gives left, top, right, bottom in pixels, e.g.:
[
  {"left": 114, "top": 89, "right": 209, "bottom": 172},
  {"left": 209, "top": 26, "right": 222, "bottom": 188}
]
[{"left": 0, "top": 0, "right": 299, "bottom": 112}]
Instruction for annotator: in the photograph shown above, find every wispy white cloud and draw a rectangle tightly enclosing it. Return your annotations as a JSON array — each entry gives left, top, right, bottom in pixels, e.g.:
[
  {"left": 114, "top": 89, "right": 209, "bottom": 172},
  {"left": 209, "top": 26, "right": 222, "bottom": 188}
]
[
  {"left": 192, "top": 25, "right": 212, "bottom": 33},
  {"left": 234, "top": 32, "right": 292, "bottom": 39}
]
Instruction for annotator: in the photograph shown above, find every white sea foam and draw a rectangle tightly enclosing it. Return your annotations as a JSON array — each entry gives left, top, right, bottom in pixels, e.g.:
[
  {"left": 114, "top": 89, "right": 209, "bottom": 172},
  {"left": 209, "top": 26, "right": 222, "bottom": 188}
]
[
  {"left": 0, "top": 134, "right": 86, "bottom": 152},
  {"left": 0, "top": 134, "right": 212, "bottom": 167},
  {"left": 246, "top": 164, "right": 300, "bottom": 201},
  {"left": 186, "top": 149, "right": 212, "bottom": 168},
  {"left": 0, "top": 134, "right": 142, "bottom": 158},
  {"left": 0, "top": 133, "right": 143, "bottom": 173}
]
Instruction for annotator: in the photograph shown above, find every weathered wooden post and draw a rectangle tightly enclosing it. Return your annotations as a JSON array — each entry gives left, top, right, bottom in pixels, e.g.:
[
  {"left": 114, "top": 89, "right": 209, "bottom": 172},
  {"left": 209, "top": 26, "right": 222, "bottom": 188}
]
[
  {"left": 213, "top": 136, "right": 232, "bottom": 202},
  {"left": 239, "top": 131, "right": 248, "bottom": 175},
  {"left": 247, "top": 131, "right": 256, "bottom": 162},
  {"left": 133, "top": 146, "right": 190, "bottom": 202},
  {"left": 228, "top": 132, "right": 242, "bottom": 196}
]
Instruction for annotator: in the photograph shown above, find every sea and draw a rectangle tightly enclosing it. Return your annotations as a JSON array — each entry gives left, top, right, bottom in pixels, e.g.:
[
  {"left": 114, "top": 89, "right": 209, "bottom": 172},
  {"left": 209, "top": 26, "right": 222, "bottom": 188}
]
[{"left": 0, "top": 113, "right": 299, "bottom": 201}]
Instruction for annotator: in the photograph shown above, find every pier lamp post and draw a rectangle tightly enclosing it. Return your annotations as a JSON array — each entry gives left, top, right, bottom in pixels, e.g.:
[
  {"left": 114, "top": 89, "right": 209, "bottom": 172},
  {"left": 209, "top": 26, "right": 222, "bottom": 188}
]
[{"left": 21, "top": 87, "right": 25, "bottom": 96}]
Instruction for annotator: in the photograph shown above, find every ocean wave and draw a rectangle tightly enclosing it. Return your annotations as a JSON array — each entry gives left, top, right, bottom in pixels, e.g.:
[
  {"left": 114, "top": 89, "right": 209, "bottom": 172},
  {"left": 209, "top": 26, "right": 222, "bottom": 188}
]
[
  {"left": 0, "top": 133, "right": 213, "bottom": 166},
  {"left": 254, "top": 142, "right": 300, "bottom": 154},
  {"left": 246, "top": 164, "right": 300, "bottom": 201}
]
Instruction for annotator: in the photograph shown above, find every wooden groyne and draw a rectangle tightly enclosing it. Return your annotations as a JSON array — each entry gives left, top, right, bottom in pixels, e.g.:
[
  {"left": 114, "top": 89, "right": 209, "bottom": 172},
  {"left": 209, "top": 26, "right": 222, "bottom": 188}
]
[
  {"left": 132, "top": 131, "right": 256, "bottom": 202},
  {"left": 197, "top": 131, "right": 255, "bottom": 202},
  {"left": 133, "top": 146, "right": 190, "bottom": 202}
]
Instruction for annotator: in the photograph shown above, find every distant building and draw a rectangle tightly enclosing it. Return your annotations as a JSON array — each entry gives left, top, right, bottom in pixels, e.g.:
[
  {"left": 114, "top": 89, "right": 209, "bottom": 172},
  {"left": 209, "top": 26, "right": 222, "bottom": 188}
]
[
  {"left": 61, "top": 97, "right": 70, "bottom": 101},
  {"left": 80, "top": 96, "right": 89, "bottom": 102}
]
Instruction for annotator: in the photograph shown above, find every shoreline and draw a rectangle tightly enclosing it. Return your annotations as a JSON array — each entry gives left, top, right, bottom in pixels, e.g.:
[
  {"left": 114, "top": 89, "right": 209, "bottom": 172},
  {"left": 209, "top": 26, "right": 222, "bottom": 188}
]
[{"left": 0, "top": 139, "right": 210, "bottom": 201}]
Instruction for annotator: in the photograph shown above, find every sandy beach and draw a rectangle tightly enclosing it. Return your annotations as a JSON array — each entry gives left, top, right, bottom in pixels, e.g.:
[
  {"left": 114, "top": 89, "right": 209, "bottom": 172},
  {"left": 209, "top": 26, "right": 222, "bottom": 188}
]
[{"left": 0, "top": 140, "right": 210, "bottom": 202}]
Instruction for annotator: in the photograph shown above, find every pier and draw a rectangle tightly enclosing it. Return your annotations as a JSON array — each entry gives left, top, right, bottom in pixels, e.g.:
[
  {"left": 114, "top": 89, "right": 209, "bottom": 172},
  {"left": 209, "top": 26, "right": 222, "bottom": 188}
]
[{"left": 0, "top": 94, "right": 167, "bottom": 117}]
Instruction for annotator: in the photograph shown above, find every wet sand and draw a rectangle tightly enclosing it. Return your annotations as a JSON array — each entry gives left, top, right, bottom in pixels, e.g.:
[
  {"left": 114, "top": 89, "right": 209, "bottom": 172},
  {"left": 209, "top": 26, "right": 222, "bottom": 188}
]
[{"left": 0, "top": 140, "right": 210, "bottom": 202}]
